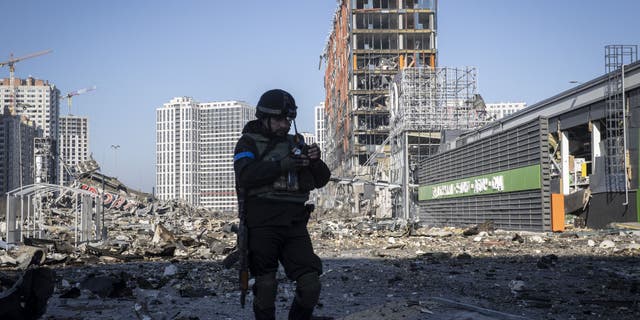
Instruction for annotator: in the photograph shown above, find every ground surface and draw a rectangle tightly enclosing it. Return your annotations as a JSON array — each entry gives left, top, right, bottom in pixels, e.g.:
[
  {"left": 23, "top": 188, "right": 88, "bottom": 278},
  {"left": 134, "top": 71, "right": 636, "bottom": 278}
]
[{"left": 29, "top": 217, "right": 639, "bottom": 320}]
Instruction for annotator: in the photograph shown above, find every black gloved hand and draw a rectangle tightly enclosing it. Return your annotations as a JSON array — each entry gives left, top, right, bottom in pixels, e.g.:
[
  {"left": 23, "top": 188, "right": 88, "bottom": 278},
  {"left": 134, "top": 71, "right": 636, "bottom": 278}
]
[
  {"left": 307, "top": 143, "right": 321, "bottom": 162},
  {"left": 280, "top": 155, "right": 310, "bottom": 173}
]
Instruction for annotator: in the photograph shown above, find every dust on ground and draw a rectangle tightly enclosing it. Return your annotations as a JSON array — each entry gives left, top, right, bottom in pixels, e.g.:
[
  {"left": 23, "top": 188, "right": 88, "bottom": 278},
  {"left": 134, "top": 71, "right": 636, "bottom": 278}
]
[{"left": 2, "top": 208, "right": 640, "bottom": 320}]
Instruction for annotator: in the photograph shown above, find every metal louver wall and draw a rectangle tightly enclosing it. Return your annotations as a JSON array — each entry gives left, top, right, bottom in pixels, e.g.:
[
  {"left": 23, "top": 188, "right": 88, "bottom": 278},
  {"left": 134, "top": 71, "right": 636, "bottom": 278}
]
[{"left": 417, "top": 117, "right": 551, "bottom": 231}]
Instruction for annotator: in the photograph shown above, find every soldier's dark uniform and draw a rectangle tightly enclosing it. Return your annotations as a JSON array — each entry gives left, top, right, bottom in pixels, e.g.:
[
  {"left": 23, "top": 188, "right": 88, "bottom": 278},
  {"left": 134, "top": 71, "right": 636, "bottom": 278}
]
[{"left": 233, "top": 89, "right": 331, "bottom": 320}]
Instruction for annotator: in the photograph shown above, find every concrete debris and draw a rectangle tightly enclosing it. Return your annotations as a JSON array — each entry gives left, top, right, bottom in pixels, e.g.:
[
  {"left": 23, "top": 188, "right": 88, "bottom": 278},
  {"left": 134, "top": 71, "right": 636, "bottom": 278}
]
[
  {"left": 0, "top": 267, "right": 55, "bottom": 320},
  {"left": 1, "top": 190, "right": 639, "bottom": 319},
  {"left": 528, "top": 235, "right": 545, "bottom": 243},
  {"left": 599, "top": 239, "right": 616, "bottom": 249},
  {"left": 152, "top": 223, "right": 176, "bottom": 244},
  {"left": 0, "top": 245, "right": 55, "bottom": 320},
  {"left": 163, "top": 264, "right": 178, "bottom": 277},
  {"left": 508, "top": 280, "right": 525, "bottom": 295}
]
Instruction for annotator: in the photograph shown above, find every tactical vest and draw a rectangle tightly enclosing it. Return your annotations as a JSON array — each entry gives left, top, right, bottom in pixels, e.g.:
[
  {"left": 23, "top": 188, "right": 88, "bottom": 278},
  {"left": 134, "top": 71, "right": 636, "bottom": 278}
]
[{"left": 243, "top": 133, "right": 311, "bottom": 204}]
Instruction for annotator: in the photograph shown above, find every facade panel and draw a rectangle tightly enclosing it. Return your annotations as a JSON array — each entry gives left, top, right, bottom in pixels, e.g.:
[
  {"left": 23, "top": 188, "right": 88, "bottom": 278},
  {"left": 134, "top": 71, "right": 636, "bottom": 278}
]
[{"left": 418, "top": 117, "right": 551, "bottom": 231}]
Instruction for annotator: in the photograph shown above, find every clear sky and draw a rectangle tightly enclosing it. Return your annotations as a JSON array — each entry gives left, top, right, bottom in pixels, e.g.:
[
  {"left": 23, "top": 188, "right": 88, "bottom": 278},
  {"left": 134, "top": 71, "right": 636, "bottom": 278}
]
[{"left": 2, "top": 0, "right": 639, "bottom": 192}]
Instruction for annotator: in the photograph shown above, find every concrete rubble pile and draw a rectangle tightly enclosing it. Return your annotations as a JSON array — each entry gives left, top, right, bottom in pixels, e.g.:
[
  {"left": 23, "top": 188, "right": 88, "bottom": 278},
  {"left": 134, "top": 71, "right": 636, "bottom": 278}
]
[
  {"left": 0, "top": 244, "right": 55, "bottom": 320},
  {"left": 0, "top": 176, "right": 639, "bottom": 319},
  {"left": 2, "top": 199, "right": 238, "bottom": 267},
  {"left": 31, "top": 216, "right": 640, "bottom": 319},
  {"left": 1, "top": 169, "right": 240, "bottom": 267}
]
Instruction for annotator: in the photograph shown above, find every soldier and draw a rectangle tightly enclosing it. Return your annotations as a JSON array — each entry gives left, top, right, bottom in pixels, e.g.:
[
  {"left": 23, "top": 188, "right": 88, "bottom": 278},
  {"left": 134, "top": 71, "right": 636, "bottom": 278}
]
[{"left": 233, "top": 89, "right": 331, "bottom": 320}]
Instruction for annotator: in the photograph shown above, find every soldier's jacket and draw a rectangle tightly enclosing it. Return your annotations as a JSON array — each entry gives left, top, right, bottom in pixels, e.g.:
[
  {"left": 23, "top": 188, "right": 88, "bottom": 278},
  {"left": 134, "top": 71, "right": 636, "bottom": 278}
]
[{"left": 233, "top": 119, "right": 331, "bottom": 227}]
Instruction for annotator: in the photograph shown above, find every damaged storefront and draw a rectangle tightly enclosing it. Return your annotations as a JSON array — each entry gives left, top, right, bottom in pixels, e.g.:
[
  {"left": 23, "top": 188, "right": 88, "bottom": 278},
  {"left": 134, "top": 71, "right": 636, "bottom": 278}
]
[{"left": 418, "top": 55, "right": 640, "bottom": 231}]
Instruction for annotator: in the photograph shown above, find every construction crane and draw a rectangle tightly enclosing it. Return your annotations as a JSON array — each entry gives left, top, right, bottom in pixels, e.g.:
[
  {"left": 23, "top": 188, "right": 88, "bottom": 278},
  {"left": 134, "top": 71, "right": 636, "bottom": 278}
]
[
  {"left": 0, "top": 49, "right": 52, "bottom": 114},
  {"left": 61, "top": 85, "right": 96, "bottom": 114}
]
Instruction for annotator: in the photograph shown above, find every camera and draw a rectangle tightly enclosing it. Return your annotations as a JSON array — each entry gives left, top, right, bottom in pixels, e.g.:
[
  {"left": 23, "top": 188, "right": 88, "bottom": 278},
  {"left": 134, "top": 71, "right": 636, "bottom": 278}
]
[{"left": 291, "top": 144, "right": 309, "bottom": 157}]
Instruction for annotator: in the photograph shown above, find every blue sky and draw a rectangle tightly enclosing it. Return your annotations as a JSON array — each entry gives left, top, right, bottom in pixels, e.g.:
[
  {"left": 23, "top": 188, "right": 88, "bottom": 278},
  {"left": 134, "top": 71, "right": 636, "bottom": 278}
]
[{"left": 2, "top": 1, "right": 639, "bottom": 192}]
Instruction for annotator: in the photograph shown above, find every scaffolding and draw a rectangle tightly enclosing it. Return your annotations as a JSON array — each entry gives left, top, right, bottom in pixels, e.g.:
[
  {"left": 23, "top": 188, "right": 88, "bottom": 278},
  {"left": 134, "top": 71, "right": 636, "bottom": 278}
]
[
  {"left": 389, "top": 66, "right": 489, "bottom": 219},
  {"left": 323, "top": 0, "right": 438, "bottom": 180},
  {"left": 390, "top": 67, "right": 483, "bottom": 133},
  {"left": 604, "top": 45, "right": 637, "bottom": 198}
]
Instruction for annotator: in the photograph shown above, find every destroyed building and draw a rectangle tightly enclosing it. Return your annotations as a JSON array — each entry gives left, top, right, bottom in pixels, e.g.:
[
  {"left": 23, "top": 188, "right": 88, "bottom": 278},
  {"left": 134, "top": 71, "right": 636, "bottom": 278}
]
[
  {"left": 417, "top": 45, "right": 640, "bottom": 230},
  {"left": 321, "top": 1, "right": 494, "bottom": 218},
  {"left": 323, "top": 0, "right": 438, "bottom": 179},
  {"left": 389, "top": 66, "right": 490, "bottom": 219}
]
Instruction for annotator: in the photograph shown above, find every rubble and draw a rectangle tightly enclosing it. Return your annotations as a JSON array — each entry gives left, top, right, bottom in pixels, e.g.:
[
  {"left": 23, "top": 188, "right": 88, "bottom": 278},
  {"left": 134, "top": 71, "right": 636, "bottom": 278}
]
[
  {"left": 1, "top": 185, "right": 640, "bottom": 319},
  {"left": 0, "top": 245, "right": 55, "bottom": 320}
]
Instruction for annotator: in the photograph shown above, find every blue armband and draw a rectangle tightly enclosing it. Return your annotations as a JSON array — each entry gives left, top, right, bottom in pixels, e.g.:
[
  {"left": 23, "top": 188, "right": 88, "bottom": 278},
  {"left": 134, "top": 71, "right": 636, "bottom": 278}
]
[{"left": 234, "top": 151, "right": 255, "bottom": 161}]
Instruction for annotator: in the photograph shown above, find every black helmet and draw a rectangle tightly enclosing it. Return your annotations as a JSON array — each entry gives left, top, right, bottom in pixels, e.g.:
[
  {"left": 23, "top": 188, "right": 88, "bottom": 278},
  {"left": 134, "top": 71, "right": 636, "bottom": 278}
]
[{"left": 255, "top": 89, "right": 297, "bottom": 119}]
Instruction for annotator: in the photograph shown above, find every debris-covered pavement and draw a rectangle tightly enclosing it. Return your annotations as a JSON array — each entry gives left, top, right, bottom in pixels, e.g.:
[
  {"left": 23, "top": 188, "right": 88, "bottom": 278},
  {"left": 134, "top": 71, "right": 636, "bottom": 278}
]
[{"left": 2, "top": 200, "right": 640, "bottom": 319}]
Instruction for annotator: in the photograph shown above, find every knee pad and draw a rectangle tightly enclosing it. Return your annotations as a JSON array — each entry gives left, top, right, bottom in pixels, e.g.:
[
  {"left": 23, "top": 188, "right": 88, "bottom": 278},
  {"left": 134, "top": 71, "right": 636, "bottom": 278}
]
[
  {"left": 295, "top": 272, "right": 321, "bottom": 309},
  {"left": 253, "top": 272, "right": 277, "bottom": 310}
]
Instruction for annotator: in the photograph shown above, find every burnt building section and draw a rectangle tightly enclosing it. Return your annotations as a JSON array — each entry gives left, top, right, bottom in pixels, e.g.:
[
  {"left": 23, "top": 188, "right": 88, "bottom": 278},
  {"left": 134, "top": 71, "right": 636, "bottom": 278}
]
[
  {"left": 324, "top": 0, "right": 438, "bottom": 178},
  {"left": 418, "top": 46, "right": 640, "bottom": 230}
]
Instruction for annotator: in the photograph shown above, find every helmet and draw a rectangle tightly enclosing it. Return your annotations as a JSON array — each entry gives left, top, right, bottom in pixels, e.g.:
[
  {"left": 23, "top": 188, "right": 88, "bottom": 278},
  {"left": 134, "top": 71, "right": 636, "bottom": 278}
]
[{"left": 255, "top": 89, "right": 297, "bottom": 119}]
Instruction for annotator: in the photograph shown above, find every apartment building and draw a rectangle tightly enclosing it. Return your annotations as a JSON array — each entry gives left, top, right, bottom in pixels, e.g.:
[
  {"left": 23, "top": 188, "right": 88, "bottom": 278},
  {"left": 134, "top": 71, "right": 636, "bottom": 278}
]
[
  {"left": 0, "top": 77, "right": 60, "bottom": 138},
  {"left": 0, "top": 114, "right": 38, "bottom": 193},
  {"left": 199, "top": 101, "right": 254, "bottom": 211},
  {"left": 156, "top": 97, "right": 199, "bottom": 205},
  {"left": 300, "top": 132, "right": 316, "bottom": 146},
  {"left": 58, "top": 116, "right": 89, "bottom": 185},
  {"left": 323, "top": 0, "right": 438, "bottom": 177},
  {"left": 486, "top": 102, "right": 527, "bottom": 120},
  {"left": 0, "top": 77, "right": 60, "bottom": 185},
  {"left": 314, "top": 102, "right": 326, "bottom": 158},
  {"left": 156, "top": 97, "right": 254, "bottom": 211}
]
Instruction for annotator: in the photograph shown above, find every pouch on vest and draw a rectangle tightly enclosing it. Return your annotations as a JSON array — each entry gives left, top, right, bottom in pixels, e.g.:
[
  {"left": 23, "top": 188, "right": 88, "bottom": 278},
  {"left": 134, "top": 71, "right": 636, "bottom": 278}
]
[{"left": 298, "top": 168, "right": 315, "bottom": 192}]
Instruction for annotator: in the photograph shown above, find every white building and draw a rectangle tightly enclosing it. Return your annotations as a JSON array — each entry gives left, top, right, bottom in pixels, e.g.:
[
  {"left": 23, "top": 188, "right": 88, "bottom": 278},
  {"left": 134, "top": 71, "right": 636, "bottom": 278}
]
[
  {"left": 58, "top": 116, "right": 89, "bottom": 185},
  {"left": 0, "top": 77, "right": 60, "bottom": 184},
  {"left": 0, "top": 77, "right": 60, "bottom": 138},
  {"left": 485, "top": 102, "right": 527, "bottom": 120},
  {"left": 156, "top": 97, "right": 254, "bottom": 211},
  {"left": 314, "top": 102, "right": 326, "bottom": 158},
  {"left": 156, "top": 97, "right": 199, "bottom": 206},
  {"left": 300, "top": 132, "right": 316, "bottom": 145},
  {"left": 199, "top": 101, "right": 254, "bottom": 211}
]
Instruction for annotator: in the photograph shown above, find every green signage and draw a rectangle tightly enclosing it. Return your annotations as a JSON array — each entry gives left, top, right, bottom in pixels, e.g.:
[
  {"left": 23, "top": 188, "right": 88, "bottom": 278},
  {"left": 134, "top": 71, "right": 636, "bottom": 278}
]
[{"left": 418, "top": 164, "right": 542, "bottom": 201}]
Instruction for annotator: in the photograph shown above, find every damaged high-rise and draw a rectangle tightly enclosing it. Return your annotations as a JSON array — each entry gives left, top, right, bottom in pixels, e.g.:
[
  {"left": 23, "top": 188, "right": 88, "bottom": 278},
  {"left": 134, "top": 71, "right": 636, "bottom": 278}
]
[
  {"left": 389, "top": 66, "right": 490, "bottom": 218},
  {"left": 323, "top": 0, "right": 438, "bottom": 178}
]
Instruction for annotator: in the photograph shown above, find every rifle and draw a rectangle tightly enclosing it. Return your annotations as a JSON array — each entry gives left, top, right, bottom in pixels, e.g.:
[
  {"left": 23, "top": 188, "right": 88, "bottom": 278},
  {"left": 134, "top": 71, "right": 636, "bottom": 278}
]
[{"left": 237, "top": 187, "right": 249, "bottom": 308}]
